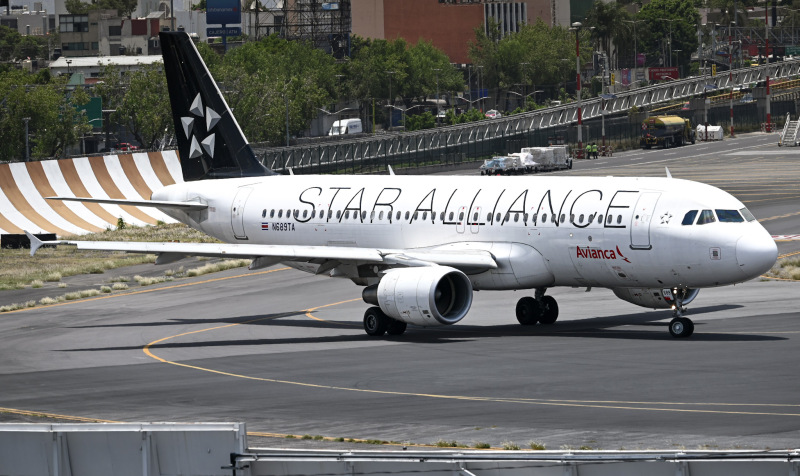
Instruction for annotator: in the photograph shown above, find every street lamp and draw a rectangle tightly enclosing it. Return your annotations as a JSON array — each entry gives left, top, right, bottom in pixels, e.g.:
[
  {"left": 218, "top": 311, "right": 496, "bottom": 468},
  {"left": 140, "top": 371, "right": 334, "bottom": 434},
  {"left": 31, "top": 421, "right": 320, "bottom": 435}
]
[
  {"left": 22, "top": 117, "right": 30, "bottom": 162},
  {"left": 673, "top": 49, "right": 682, "bottom": 78},
  {"left": 622, "top": 19, "right": 642, "bottom": 80},
  {"left": 570, "top": 21, "right": 585, "bottom": 159},
  {"left": 66, "top": 59, "right": 72, "bottom": 75},
  {"left": 476, "top": 65, "right": 484, "bottom": 111},
  {"left": 657, "top": 18, "right": 675, "bottom": 66},
  {"left": 385, "top": 70, "right": 395, "bottom": 107},
  {"left": 433, "top": 67, "right": 441, "bottom": 124},
  {"left": 600, "top": 93, "right": 616, "bottom": 151}
]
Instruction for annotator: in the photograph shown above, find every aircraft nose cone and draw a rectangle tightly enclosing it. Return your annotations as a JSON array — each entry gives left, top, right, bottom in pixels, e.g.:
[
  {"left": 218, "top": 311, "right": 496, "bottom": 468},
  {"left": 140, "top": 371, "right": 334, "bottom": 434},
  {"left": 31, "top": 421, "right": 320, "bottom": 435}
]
[{"left": 736, "top": 232, "right": 778, "bottom": 278}]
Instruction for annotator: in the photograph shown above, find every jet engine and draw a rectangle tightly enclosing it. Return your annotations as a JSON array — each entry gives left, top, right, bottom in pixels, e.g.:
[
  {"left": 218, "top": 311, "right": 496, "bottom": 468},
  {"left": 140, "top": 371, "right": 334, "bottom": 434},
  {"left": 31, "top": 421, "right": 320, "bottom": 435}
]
[
  {"left": 613, "top": 287, "right": 700, "bottom": 310},
  {"left": 362, "top": 266, "right": 473, "bottom": 327}
]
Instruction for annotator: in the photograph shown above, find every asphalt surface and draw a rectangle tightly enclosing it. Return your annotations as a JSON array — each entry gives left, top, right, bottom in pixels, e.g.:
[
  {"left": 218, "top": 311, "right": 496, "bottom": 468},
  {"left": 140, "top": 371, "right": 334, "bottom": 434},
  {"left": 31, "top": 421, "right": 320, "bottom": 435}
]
[{"left": 1, "top": 132, "right": 799, "bottom": 451}]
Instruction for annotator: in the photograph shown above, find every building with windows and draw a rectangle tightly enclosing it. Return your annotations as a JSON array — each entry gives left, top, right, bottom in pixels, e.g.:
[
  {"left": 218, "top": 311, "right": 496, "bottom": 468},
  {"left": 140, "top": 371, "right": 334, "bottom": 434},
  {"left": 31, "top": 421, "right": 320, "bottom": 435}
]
[
  {"left": 351, "top": 0, "right": 574, "bottom": 64},
  {"left": 58, "top": 9, "right": 166, "bottom": 57}
]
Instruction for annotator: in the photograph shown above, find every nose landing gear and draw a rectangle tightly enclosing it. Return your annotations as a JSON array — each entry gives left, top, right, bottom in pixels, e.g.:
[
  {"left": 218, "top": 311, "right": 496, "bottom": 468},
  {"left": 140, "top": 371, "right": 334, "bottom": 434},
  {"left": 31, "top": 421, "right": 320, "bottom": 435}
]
[{"left": 668, "top": 288, "right": 694, "bottom": 338}]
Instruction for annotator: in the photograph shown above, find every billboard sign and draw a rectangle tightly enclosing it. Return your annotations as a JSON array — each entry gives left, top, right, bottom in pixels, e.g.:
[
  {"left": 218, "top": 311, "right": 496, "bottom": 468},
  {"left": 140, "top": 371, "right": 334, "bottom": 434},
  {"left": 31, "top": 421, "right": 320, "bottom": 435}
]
[
  {"left": 648, "top": 67, "right": 679, "bottom": 81},
  {"left": 322, "top": 2, "right": 339, "bottom": 10},
  {"left": 207, "top": 0, "right": 240, "bottom": 25},
  {"left": 207, "top": 27, "right": 241, "bottom": 36}
]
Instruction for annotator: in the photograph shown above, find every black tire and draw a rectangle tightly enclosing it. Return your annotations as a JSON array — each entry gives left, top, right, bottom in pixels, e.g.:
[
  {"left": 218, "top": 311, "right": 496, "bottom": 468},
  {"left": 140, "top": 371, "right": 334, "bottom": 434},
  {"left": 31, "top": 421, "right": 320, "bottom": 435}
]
[
  {"left": 386, "top": 318, "right": 407, "bottom": 336},
  {"left": 364, "top": 306, "right": 388, "bottom": 336},
  {"left": 515, "top": 296, "right": 540, "bottom": 325},
  {"left": 669, "top": 317, "right": 694, "bottom": 338},
  {"left": 539, "top": 296, "right": 559, "bottom": 324}
]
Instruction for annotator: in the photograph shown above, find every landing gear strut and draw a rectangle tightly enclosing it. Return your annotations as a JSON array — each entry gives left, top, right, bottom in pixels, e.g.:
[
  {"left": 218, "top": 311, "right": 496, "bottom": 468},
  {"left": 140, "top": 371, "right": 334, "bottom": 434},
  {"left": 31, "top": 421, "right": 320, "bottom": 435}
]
[
  {"left": 668, "top": 288, "right": 694, "bottom": 338},
  {"left": 515, "top": 288, "right": 559, "bottom": 326},
  {"left": 363, "top": 306, "right": 407, "bottom": 337}
]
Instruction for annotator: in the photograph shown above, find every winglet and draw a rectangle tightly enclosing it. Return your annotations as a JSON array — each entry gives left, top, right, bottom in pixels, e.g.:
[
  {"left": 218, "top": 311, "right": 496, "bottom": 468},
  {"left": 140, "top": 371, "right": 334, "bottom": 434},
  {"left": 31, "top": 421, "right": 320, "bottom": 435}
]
[
  {"left": 25, "top": 231, "right": 44, "bottom": 257},
  {"left": 665, "top": 167, "right": 672, "bottom": 179}
]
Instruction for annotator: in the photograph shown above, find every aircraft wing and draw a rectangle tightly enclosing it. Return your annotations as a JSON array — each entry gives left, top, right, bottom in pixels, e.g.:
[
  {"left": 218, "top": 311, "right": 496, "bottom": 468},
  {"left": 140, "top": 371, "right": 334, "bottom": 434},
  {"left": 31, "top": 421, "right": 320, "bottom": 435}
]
[
  {"left": 25, "top": 232, "right": 498, "bottom": 271},
  {"left": 46, "top": 196, "right": 208, "bottom": 211}
]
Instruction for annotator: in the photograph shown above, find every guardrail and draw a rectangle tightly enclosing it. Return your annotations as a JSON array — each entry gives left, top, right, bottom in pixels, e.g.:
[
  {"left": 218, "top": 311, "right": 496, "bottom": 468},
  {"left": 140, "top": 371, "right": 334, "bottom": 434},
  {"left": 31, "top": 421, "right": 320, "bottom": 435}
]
[{"left": 256, "top": 58, "right": 800, "bottom": 173}]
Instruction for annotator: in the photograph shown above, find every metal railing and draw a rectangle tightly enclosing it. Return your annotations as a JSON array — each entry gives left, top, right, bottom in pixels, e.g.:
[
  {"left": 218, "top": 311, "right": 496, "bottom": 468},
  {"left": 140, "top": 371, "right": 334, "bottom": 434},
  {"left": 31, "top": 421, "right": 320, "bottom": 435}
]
[{"left": 256, "top": 58, "right": 800, "bottom": 173}]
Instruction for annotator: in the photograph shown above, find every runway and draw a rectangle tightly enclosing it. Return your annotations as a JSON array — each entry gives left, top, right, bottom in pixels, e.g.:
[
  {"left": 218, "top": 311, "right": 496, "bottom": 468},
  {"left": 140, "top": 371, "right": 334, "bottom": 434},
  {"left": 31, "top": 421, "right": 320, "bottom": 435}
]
[{"left": 1, "top": 132, "right": 799, "bottom": 450}]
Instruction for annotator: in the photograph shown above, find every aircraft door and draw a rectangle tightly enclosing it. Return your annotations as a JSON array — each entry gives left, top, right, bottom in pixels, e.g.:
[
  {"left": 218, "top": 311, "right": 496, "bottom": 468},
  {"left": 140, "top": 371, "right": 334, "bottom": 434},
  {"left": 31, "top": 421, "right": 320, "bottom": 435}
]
[
  {"left": 630, "top": 192, "right": 661, "bottom": 249},
  {"left": 456, "top": 206, "right": 466, "bottom": 234},
  {"left": 231, "top": 186, "right": 253, "bottom": 240},
  {"left": 470, "top": 206, "right": 482, "bottom": 234}
]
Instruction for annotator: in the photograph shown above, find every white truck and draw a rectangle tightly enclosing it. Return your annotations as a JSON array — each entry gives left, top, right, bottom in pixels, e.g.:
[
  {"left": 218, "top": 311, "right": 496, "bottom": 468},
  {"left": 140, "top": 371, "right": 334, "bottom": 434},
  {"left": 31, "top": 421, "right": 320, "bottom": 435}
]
[
  {"left": 479, "top": 156, "right": 525, "bottom": 175},
  {"left": 328, "top": 118, "right": 363, "bottom": 136},
  {"left": 519, "top": 146, "right": 572, "bottom": 173}
]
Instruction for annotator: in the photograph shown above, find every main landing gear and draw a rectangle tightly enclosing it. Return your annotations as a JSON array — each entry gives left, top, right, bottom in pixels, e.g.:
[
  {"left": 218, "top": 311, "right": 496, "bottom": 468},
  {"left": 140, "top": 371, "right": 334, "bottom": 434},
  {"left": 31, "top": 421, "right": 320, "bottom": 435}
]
[
  {"left": 668, "top": 290, "right": 694, "bottom": 338},
  {"left": 363, "top": 306, "right": 407, "bottom": 337},
  {"left": 515, "top": 288, "right": 559, "bottom": 326}
]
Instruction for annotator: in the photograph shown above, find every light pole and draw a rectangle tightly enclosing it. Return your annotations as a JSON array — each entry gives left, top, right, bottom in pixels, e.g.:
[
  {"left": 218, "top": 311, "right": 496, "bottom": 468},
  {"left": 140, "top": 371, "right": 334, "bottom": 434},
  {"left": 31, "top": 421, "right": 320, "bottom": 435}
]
[
  {"left": 22, "top": 117, "right": 30, "bottom": 162},
  {"left": 623, "top": 20, "right": 641, "bottom": 84},
  {"left": 658, "top": 18, "right": 674, "bottom": 66},
  {"left": 673, "top": 49, "right": 682, "bottom": 78},
  {"left": 766, "top": 2, "right": 772, "bottom": 132},
  {"left": 66, "top": 59, "right": 72, "bottom": 75},
  {"left": 433, "top": 68, "right": 441, "bottom": 124},
  {"left": 570, "top": 22, "right": 584, "bottom": 159},
  {"left": 477, "top": 65, "right": 484, "bottom": 112}
]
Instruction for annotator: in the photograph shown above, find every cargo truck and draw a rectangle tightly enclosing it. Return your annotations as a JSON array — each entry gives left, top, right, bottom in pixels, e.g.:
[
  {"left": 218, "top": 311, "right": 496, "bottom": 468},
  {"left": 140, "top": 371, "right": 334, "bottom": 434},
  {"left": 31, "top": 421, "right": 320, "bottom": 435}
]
[{"left": 640, "top": 116, "right": 696, "bottom": 149}]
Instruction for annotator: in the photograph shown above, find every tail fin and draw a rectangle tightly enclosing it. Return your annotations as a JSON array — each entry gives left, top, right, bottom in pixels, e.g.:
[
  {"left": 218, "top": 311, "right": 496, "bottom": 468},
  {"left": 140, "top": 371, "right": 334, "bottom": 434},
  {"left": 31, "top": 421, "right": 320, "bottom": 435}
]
[{"left": 159, "top": 32, "right": 274, "bottom": 181}]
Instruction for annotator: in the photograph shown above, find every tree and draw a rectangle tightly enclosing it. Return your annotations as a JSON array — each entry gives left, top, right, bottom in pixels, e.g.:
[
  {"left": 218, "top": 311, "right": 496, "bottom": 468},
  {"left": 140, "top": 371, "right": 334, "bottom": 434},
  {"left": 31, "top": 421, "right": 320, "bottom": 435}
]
[
  {"left": 638, "top": 0, "right": 700, "bottom": 70},
  {"left": 585, "top": 0, "right": 631, "bottom": 71},
  {"left": 404, "top": 39, "right": 463, "bottom": 107},
  {"left": 114, "top": 63, "right": 173, "bottom": 149}
]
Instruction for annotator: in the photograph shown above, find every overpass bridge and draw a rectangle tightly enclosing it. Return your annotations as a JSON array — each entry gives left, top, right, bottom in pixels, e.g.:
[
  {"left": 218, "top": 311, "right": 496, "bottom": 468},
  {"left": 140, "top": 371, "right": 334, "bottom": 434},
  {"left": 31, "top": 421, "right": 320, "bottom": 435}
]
[{"left": 255, "top": 58, "right": 800, "bottom": 174}]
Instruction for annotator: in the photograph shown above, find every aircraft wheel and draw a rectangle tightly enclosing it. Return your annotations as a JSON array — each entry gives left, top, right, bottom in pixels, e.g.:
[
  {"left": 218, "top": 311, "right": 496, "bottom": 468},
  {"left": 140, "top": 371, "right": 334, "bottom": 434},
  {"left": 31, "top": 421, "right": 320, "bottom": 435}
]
[
  {"left": 539, "top": 296, "right": 559, "bottom": 324},
  {"left": 386, "top": 318, "right": 408, "bottom": 336},
  {"left": 515, "top": 296, "right": 540, "bottom": 325},
  {"left": 364, "top": 306, "right": 388, "bottom": 336},
  {"left": 668, "top": 317, "right": 694, "bottom": 338}
]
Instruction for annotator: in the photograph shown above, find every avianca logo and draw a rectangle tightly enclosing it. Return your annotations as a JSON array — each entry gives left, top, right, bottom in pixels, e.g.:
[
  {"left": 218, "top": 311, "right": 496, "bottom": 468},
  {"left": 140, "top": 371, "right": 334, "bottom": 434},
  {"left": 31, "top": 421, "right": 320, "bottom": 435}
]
[{"left": 576, "top": 245, "right": 631, "bottom": 263}]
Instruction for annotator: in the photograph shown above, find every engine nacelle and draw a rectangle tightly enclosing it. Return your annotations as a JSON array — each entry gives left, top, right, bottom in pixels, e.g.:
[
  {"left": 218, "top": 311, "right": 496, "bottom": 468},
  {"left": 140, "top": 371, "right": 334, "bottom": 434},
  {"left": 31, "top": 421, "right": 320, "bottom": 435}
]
[
  {"left": 363, "top": 266, "right": 473, "bottom": 327},
  {"left": 613, "top": 287, "right": 700, "bottom": 310}
]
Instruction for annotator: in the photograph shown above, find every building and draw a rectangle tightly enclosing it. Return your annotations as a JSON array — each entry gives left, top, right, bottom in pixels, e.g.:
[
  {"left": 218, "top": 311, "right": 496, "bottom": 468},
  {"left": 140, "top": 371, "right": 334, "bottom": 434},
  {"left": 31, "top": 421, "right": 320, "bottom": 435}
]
[
  {"left": 351, "top": 0, "right": 575, "bottom": 64},
  {"left": 58, "top": 9, "right": 166, "bottom": 57},
  {"left": 0, "top": 7, "right": 55, "bottom": 35}
]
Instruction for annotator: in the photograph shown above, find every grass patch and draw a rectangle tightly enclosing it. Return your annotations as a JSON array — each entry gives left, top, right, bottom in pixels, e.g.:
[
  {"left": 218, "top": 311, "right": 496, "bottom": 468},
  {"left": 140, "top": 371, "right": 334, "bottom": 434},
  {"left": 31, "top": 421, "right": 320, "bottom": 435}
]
[
  {"left": 474, "top": 442, "right": 491, "bottom": 449},
  {"left": 133, "top": 275, "right": 173, "bottom": 286},
  {"left": 100, "top": 286, "right": 112, "bottom": 293},
  {"left": 502, "top": 441, "right": 520, "bottom": 450},
  {"left": 764, "top": 258, "right": 800, "bottom": 280},
  {"left": 0, "top": 223, "right": 219, "bottom": 290},
  {"left": 529, "top": 441, "right": 546, "bottom": 450},
  {"left": 30, "top": 280, "right": 44, "bottom": 288},
  {"left": 111, "top": 283, "right": 129, "bottom": 290},
  {"left": 185, "top": 259, "right": 250, "bottom": 277}
]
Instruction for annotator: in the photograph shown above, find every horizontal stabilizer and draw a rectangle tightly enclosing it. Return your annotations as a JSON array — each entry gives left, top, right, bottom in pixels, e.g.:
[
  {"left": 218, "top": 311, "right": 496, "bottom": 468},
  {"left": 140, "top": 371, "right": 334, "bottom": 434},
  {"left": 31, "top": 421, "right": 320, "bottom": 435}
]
[{"left": 47, "top": 196, "right": 208, "bottom": 211}]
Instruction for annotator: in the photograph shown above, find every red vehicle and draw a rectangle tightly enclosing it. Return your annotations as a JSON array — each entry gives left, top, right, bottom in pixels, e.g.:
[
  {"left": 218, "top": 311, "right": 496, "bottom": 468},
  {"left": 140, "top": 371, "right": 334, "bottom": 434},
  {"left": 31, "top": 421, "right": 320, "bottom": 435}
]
[{"left": 115, "top": 142, "right": 139, "bottom": 151}]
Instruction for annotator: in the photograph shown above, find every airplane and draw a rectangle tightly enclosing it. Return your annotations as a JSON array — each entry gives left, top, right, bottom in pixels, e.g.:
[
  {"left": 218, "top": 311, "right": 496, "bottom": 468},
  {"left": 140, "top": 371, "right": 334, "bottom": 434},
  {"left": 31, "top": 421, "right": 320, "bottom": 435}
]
[{"left": 27, "top": 31, "right": 778, "bottom": 339}]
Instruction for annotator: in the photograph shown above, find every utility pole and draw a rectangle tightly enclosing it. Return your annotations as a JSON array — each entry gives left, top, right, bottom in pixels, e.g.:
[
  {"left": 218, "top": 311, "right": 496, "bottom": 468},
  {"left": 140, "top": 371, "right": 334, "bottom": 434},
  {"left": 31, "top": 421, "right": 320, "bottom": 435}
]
[
  {"left": 766, "top": 0, "right": 772, "bottom": 132},
  {"left": 23, "top": 117, "right": 30, "bottom": 162},
  {"left": 571, "top": 22, "right": 584, "bottom": 159}
]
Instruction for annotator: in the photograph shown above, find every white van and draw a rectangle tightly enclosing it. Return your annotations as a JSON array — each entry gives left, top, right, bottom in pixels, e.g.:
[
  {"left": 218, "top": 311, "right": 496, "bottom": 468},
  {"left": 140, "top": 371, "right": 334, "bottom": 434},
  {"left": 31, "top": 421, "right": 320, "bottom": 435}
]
[{"left": 328, "top": 118, "right": 363, "bottom": 136}]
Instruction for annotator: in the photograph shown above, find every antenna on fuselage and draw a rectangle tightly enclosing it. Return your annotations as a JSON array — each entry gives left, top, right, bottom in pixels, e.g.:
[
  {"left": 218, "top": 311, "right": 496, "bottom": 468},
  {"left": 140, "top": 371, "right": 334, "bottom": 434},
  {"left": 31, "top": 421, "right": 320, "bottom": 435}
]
[{"left": 665, "top": 167, "right": 672, "bottom": 179}]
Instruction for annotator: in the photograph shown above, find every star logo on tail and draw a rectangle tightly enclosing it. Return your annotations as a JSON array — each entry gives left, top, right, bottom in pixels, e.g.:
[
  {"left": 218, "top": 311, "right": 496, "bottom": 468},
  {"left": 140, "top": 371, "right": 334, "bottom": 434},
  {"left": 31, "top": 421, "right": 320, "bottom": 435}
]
[{"left": 181, "top": 93, "right": 220, "bottom": 172}]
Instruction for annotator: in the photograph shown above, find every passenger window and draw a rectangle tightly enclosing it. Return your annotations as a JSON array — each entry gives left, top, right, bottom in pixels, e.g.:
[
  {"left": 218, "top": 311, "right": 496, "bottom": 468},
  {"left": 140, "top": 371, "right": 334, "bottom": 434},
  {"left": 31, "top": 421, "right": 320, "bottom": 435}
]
[
  {"left": 262, "top": 209, "right": 266, "bottom": 218},
  {"left": 361, "top": 211, "right": 366, "bottom": 220},
  {"left": 532, "top": 213, "right": 538, "bottom": 223},
  {"left": 496, "top": 213, "right": 501, "bottom": 222},
  {"left": 740, "top": 207, "right": 756, "bottom": 222},
  {"left": 606, "top": 215, "right": 612, "bottom": 224},
  {"left": 270, "top": 210, "right": 275, "bottom": 218},
  {"left": 523, "top": 213, "right": 528, "bottom": 221},
  {"left": 570, "top": 214, "right": 575, "bottom": 222},
  {"left": 597, "top": 214, "right": 602, "bottom": 224},
  {"left": 459, "top": 212, "right": 464, "bottom": 221},
  {"left": 278, "top": 210, "right": 283, "bottom": 218},
  {"left": 413, "top": 212, "right": 418, "bottom": 220},
  {"left": 579, "top": 214, "right": 584, "bottom": 223},
  {"left": 440, "top": 212, "right": 445, "bottom": 221},
  {"left": 696, "top": 209, "right": 716, "bottom": 225},
  {"left": 716, "top": 209, "right": 744, "bottom": 223},
  {"left": 379, "top": 211, "right": 384, "bottom": 220},
  {"left": 336, "top": 211, "right": 341, "bottom": 219},
  {"left": 449, "top": 212, "right": 454, "bottom": 221},
  {"left": 328, "top": 210, "right": 333, "bottom": 219},
  {"left": 473, "top": 212, "right": 478, "bottom": 221},
  {"left": 560, "top": 214, "right": 566, "bottom": 223},
  {"left": 396, "top": 211, "right": 401, "bottom": 220},
  {"left": 302, "top": 210, "right": 307, "bottom": 218},
  {"left": 682, "top": 210, "right": 698, "bottom": 225},
  {"left": 487, "top": 213, "right": 492, "bottom": 222},
  {"left": 345, "top": 210, "right": 350, "bottom": 219},
  {"left": 616, "top": 215, "right": 622, "bottom": 224},
  {"left": 405, "top": 211, "right": 410, "bottom": 220},
  {"left": 370, "top": 211, "right": 375, "bottom": 220}
]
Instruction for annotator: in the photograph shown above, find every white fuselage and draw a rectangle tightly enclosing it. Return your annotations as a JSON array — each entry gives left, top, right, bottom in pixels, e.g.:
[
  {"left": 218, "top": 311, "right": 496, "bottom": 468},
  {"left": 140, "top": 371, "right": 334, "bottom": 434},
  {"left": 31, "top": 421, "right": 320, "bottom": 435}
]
[{"left": 152, "top": 174, "right": 777, "bottom": 291}]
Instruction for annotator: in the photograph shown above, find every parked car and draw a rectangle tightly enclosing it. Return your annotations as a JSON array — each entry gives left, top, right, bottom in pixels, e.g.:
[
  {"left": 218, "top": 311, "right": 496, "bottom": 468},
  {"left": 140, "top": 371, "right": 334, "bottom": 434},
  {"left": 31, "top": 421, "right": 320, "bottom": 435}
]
[
  {"left": 114, "top": 142, "right": 139, "bottom": 151},
  {"left": 484, "top": 109, "right": 502, "bottom": 119}
]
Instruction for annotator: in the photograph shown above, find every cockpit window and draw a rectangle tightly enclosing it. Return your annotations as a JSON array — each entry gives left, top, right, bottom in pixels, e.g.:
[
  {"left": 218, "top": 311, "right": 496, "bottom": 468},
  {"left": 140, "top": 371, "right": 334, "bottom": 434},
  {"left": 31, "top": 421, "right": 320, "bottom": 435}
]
[
  {"left": 696, "top": 209, "right": 716, "bottom": 225},
  {"left": 716, "top": 209, "right": 744, "bottom": 223},
  {"left": 740, "top": 207, "right": 756, "bottom": 222},
  {"left": 682, "top": 210, "right": 698, "bottom": 225}
]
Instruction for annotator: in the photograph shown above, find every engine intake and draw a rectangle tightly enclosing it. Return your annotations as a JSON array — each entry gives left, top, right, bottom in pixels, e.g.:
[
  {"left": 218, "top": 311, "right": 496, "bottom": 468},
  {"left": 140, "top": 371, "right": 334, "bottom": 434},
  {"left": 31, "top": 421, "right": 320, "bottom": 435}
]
[{"left": 363, "top": 266, "right": 473, "bottom": 326}]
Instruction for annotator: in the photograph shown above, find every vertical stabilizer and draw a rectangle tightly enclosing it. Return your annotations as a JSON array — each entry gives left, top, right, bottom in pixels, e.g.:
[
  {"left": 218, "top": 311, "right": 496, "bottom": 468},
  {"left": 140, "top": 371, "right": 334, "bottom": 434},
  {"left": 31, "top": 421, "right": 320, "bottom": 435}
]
[{"left": 159, "top": 32, "right": 274, "bottom": 181}]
